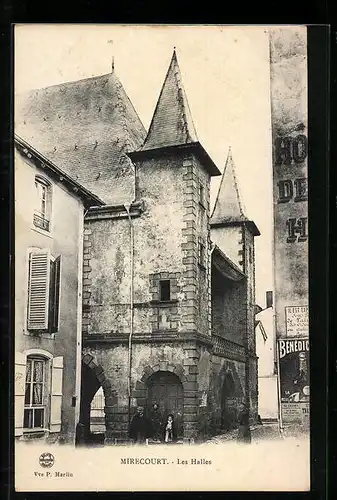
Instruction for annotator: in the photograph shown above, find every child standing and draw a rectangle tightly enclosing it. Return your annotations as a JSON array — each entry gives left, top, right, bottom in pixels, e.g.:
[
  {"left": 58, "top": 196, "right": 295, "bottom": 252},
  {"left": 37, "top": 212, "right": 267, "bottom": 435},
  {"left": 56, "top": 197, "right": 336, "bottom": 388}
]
[{"left": 164, "top": 414, "right": 175, "bottom": 443}]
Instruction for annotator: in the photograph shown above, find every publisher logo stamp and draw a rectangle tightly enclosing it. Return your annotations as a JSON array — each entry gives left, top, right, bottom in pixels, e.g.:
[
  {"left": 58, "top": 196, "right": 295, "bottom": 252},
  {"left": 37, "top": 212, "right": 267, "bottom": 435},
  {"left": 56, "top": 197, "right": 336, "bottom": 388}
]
[{"left": 39, "top": 453, "right": 55, "bottom": 468}]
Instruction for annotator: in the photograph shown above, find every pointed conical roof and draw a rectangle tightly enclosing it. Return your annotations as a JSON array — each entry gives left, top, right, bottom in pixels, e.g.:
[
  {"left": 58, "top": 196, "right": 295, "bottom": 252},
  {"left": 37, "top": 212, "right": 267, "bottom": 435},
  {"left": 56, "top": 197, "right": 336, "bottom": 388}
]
[
  {"left": 211, "top": 148, "right": 260, "bottom": 235},
  {"left": 141, "top": 49, "right": 198, "bottom": 151},
  {"left": 128, "top": 49, "right": 221, "bottom": 177}
]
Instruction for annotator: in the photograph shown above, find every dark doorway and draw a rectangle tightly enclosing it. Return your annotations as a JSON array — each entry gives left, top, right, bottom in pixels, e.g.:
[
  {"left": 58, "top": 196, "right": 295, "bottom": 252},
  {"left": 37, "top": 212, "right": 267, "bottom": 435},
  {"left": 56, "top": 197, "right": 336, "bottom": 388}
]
[
  {"left": 221, "top": 372, "right": 238, "bottom": 431},
  {"left": 146, "top": 371, "right": 183, "bottom": 439}
]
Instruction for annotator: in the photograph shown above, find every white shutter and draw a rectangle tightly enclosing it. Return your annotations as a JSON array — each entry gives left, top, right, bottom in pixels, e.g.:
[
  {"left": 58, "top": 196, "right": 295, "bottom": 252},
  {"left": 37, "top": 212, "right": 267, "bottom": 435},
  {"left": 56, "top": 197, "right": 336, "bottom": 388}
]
[
  {"left": 15, "top": 352, "right": 26, "bottom": 437},
  {"left": 50, "top": 356, "right": 63, "bottom": 433},
  {"left": 27, "top": 251, "right": 50, "bottom": 331}
]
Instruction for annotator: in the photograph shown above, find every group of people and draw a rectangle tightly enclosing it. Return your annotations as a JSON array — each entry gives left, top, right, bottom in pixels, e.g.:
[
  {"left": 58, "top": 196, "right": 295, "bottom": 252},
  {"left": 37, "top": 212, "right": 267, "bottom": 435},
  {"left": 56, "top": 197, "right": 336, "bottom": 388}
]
[
  {"left": 129, "top": 404, "right": 177, "bottom": 445},
  {"left": 76, "top": 402, "right": 253, "bottom": 446},
  {"left": 129, "top": 403, "right": 252, "bottom": 445}
]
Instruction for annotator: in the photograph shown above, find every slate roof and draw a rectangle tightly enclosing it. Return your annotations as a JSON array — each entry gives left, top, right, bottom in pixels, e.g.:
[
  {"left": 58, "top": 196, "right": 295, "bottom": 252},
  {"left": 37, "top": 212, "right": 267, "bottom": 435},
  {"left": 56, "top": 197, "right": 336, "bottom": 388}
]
[
  {"left": 212, "top": 244, "right": 246, "bottom": 281},
  {"left": 15, "top": 70, "right": 147, "bottom": 204},
  {"left": 141, "top": 49, "right": 198, "bottom": 150},
  {"left": 210, "top": 148, "right": 260, "bottom": 236},
  {"left": 15, "top": 134, "right": 104, "bottom": 207},
  {"left": 128, "top": 50, "right": 221, "bottom": 177}
]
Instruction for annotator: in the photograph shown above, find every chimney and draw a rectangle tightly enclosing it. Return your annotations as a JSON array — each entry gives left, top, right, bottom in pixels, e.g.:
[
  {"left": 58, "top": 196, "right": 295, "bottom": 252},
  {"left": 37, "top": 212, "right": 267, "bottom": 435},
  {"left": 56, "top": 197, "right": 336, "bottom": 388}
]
[{"left": 266, "top": 291, "right": 273, "bottom": 309}]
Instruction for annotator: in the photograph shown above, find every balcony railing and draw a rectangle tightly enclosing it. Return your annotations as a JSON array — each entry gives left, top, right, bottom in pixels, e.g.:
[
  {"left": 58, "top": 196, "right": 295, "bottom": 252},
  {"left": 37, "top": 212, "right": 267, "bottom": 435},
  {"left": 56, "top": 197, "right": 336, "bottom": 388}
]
[
  {"left": 212, "top": 334, "right": 246, "bottom": 360},
  {"left": 33, "top": 213, "right": 50, "bottom": 232}
]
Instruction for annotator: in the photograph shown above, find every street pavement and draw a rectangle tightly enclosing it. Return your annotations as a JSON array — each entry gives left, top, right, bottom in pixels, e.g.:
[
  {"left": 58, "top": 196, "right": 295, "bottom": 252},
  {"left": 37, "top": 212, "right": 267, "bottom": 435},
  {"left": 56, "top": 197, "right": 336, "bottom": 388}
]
[
  {"left": 89, "top": 421, "right": 309, "bottom": 446},
  {"left": 206, "top": 421, "right": 309, "bottom": 444}
]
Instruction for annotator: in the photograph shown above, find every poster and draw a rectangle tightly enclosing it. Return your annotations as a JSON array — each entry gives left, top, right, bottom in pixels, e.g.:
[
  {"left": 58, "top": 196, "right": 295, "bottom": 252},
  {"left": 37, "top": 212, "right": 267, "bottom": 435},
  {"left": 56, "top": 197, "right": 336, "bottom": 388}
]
[{"left": 278, "top": 338, "right": 310, "bottom": 426}]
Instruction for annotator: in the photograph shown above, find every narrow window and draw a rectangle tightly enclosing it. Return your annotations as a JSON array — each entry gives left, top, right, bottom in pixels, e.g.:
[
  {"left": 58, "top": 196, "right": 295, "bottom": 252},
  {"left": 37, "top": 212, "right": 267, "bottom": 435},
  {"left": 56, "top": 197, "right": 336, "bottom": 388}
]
[
  {"left": 249, "top": 247, "right": 253, "bottom": 264},
  {"left": 199, "top": 182, "right": 204, "bottom": 206},
  {"left": 199, "top": 242, "right": 205, "bottom": 267},
  {"left": 159, "top": 280, "right": 171, "bottom": 301},
  {"left": 24, "top": 357, "right": 46, "bottom": 430},
  {"left": 34, "top": 177, "right": 51, "bottom": 232}
]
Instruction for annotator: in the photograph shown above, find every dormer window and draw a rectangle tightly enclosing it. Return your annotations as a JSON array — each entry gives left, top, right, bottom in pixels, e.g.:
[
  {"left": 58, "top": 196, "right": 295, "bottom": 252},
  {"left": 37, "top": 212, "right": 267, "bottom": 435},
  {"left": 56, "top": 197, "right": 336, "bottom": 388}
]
[{"left": 34, "top": 176, "right": 51, "bottom": 232}]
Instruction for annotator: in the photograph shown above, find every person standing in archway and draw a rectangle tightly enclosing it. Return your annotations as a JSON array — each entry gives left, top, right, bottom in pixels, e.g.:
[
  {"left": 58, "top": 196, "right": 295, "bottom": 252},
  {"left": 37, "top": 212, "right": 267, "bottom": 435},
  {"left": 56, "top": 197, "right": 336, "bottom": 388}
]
[
  {"left": 129, "top": 406, "right": 152, "bottom": 445},
  {"left": 237, "top": 403, "right": 252, "bottom": 444},
  {"left": 163, "top": 414, "right": 176, "bottom": 444},
  {"left": 149, "top": 403, "right": 163, "bottom": 442},
  {"left": 75, "top": 421, "right": 86, "bottom": 447}
]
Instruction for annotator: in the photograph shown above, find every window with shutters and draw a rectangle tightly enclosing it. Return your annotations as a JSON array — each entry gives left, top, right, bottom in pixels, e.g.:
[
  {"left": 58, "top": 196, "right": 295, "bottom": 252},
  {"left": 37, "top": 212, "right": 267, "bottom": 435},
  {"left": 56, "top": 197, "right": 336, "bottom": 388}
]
[
  {"left": 24, "top": 356, "right": 47, "bottom": 430},
  {"left": 34, "top": 176, "right": 52, "bottom": 232},
  {"left": 15, "top": 352, "right": 64, "bottom": 436},
  {"left": 27, "top": 251, "right": 61, "bottom": 333}
]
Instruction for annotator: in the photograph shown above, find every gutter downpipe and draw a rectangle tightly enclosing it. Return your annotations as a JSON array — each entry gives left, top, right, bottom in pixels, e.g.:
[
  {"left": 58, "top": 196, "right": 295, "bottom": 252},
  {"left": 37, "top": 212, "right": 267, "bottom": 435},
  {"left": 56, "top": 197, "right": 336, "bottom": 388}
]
[
  {"left": 241, "top": 225, "right": 250, "bottom": 423},
  {"left": 124, "top": 203, "right": 134, "bottom": 432},
  {"left": 276, "top": 340, "right": 284, "bottom": 437},
  {"left": 210, "top": 243, "right": 216, "bottom": 336}
]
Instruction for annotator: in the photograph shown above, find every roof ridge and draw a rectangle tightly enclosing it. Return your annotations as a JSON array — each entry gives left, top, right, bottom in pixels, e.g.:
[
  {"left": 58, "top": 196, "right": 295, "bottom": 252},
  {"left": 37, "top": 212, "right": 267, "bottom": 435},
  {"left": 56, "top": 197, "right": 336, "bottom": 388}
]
[
  {"left": 16, "top": 72, "right": 113, "bottom": 96},
  {"left": 171, "top": 51, "right": 197, "bottom": 144}
]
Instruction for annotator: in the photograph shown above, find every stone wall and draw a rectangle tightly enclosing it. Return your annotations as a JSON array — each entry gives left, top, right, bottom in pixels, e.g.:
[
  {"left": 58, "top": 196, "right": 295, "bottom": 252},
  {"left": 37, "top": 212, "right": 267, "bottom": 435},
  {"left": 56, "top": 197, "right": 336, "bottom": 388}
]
[
  {"left": 211, "top": 225, "right": 243, "bottom": 269},
  {"left": 211, "top": 271, "right": 246, "bottom": 345},
  {"left": 210, "top": 355, "right": 246, "bottom": 435},
  {"left": 82, "top": 340, "right": 212, "bottom": 441}
]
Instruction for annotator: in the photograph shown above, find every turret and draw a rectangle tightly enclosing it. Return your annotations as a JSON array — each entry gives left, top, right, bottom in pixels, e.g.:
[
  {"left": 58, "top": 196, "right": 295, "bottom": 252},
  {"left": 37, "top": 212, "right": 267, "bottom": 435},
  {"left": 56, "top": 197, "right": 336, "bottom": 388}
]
[{"left": 128, "top": 49, "right": 221, "bottom": 337}]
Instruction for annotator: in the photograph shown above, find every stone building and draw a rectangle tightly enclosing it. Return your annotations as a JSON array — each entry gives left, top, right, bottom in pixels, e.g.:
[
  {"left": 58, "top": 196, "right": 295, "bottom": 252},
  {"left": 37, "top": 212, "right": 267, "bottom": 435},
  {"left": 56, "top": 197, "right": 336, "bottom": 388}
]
[
  {"left": 14, "top": 135, "right": 103, "bottom": 444},
  {"left": 210, "top": 149, "right": 260, "bottom": 433},
  {"left": 15, "top": 50, "right": 260, "bottom": 442}
]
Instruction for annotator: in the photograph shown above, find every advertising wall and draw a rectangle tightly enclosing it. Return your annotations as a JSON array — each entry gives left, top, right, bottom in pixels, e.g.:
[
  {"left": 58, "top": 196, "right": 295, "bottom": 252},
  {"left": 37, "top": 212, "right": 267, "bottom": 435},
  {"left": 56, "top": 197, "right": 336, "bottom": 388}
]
[
  {"left": 278, "top": 338, "right": 310, "bottom": 426},
  {"left": 269, "top": 27, "right": 309, "bottom": 429}
]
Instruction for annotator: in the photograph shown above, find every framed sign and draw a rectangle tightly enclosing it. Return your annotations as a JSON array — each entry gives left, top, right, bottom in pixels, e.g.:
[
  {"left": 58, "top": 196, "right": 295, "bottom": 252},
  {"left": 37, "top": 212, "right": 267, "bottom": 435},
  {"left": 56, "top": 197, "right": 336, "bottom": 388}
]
[{"left": 285, "top": 306, "right": 309, "bottom": 337}]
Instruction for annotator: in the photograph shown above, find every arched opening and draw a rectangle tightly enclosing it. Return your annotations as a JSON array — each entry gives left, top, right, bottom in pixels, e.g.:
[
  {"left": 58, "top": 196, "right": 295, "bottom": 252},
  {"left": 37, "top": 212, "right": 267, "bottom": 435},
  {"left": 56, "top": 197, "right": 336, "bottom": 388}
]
[
  {"left": 78, "top": 363, "right": 105, "bottom": 446},
  {"left": 221, "top": 372, "right": 238, "bottom": 431},
  {"left": 145, "top": 370, "right": 184, "bottom": 440},
  {"left": 90, "top": 387, "right": 105, "bottom": 438}
]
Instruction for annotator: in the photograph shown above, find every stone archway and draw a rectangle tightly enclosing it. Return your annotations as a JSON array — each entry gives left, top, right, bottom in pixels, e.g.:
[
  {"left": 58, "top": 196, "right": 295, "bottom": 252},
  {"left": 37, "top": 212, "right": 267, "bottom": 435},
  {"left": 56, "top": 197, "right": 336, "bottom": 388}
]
[
  {"left": 146, "top": 371, "right": 184, "bottom": 439},
  {"left": 79, "top": 354, "right": 117, "bottom": 445},
  {"left": 132, "top": 361, "right": 188, "bottom": 440}
]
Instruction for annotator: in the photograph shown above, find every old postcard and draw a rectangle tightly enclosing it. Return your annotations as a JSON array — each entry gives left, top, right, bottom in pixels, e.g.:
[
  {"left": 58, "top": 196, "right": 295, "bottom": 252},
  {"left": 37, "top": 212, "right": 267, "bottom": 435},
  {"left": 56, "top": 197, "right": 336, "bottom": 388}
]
[{"left": 14, "top": 24, "right": 310, "bottom": 492}]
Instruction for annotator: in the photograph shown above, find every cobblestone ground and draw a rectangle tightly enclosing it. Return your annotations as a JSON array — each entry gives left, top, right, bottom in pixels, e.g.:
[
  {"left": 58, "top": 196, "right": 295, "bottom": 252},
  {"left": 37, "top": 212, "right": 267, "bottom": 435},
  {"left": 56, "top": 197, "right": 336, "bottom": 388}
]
[
  {"left": 206, "top": 421, "right": 309, "bottom": 444},
  {"left": 87, "top": 421, "right": 309, "bottom": 446}
]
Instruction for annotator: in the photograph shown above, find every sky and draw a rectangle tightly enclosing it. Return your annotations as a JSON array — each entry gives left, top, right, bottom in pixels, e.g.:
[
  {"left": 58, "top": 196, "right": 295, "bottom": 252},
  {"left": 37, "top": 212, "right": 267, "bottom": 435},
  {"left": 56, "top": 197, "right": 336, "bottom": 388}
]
[{"left": 15, "top": 24, "right": 274, "bottom": 307}]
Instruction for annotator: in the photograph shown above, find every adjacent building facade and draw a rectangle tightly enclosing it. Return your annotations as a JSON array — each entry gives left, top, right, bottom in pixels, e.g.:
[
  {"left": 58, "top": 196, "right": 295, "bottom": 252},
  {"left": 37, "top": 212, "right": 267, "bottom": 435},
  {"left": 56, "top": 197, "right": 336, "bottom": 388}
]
[
  {"left": 255, "top": 305, "right": 278, "bottom": 421},
  {"left": 15, "top": 50, "right": 260, "bottom": 443},
  {"left": 269, "top": 27, "right": 309, "bottom": 431},
  {"left": 14, "top": 135, "right": 103, "bottom": 444}
]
